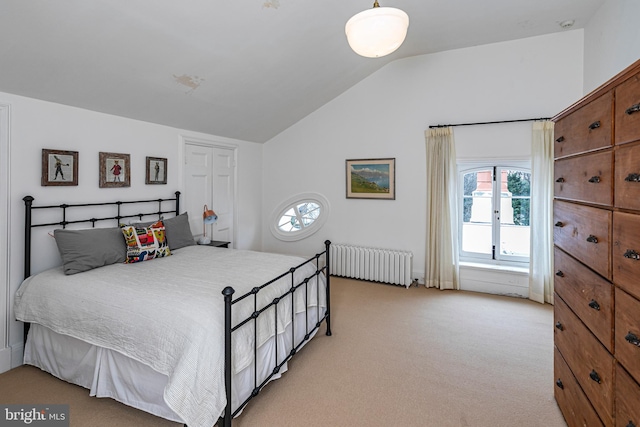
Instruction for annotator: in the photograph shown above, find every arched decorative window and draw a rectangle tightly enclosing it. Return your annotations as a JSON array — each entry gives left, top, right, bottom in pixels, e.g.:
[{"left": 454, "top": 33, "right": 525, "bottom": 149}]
[{"left": 270, "top": 193, "right": 330, "bottom": 241}]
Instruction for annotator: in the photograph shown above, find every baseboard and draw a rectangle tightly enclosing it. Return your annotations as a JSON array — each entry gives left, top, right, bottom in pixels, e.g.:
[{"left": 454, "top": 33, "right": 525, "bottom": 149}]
[
  {"left": 0, "top": 346, "right": 11, "bottom": 373},
  {"left": 460, "top": 280, "right": 528, "bottom": 298},
  {"left": 10, "top": 342, "right": 24, "bottom": 370}
]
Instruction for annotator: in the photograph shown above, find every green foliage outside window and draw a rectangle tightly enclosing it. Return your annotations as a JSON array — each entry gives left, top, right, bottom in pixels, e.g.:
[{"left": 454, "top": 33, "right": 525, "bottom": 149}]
[
  {"left": 507, "top": 170, "right": 530, "bottom": 226},
  {"left": 462, "top": 172, "right": 477, "bottom": 222}
]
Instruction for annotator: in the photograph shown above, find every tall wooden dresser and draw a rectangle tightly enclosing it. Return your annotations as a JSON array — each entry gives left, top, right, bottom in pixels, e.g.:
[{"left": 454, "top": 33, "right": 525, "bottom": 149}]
[{"left": 553, "top": 59, "right": 640, "bottom": 427}]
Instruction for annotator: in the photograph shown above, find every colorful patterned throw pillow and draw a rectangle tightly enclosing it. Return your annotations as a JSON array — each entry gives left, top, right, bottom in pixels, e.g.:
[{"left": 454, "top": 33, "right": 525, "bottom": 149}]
[{"left": 121, "top": 220, "right": 171, "bottom": 263}]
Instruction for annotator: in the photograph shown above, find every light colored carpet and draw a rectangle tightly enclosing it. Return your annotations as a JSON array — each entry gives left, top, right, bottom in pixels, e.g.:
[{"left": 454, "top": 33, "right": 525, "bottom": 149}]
[{"left": 0, "top": 277, "right": 566, "bottom": 427}]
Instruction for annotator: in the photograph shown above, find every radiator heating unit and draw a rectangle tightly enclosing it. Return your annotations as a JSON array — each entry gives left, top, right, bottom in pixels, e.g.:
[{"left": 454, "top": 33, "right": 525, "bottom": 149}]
[{"left": 329, "top": 244, "right": 413, "bottom": 288}]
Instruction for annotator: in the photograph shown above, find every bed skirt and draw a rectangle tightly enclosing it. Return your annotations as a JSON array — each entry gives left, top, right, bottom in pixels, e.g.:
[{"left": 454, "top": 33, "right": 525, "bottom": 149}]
[{"left": 24, "top": 304, "right": 323, "bottom": 423}]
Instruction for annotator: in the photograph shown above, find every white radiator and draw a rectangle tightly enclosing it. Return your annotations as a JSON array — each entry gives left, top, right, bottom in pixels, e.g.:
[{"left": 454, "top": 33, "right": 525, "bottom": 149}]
[{"left": 330, "top": 244, "right": 414, "bottom": 288}]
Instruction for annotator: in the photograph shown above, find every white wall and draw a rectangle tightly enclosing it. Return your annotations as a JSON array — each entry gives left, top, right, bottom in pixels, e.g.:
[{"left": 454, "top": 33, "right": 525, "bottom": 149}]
[
  {"left": 583, "top": 0, "right": 640, "bottom": 94},
  {"left": 1, "top": 92, "right": 263, "bottom": 372},
  {"left": 262, "top": 30, "right": 584, "bottom": 285}
]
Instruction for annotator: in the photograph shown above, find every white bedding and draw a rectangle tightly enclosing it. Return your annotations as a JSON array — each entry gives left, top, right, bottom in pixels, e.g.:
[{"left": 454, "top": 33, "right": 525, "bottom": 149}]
[{"left": 14, "top": 245, "right": 327, "bottom": 427}]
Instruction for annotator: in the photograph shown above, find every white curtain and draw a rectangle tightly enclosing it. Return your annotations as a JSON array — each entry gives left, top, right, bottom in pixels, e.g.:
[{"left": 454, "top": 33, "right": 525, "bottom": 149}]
[
  {"left": 529, "top": 121, "right": 555, "bottom": 304},
  {"left": 424, "top": 127, "right": 459, "bottom": 290}
]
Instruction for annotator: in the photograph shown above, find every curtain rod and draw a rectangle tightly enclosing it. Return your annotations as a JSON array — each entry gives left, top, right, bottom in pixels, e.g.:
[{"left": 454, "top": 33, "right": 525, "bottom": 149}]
[{"left": 428, "top": 117, "right": 551, "bottom": 129}]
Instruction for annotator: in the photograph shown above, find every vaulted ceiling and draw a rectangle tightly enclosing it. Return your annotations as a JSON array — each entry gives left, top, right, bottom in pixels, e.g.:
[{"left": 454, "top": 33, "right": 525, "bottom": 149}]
[{"left": 0, "top": 0, "right": 605, "bottom": 143}]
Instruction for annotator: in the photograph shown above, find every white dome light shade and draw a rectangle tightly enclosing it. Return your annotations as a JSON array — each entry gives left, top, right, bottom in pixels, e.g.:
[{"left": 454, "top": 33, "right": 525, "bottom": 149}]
[{"left": 345, "top": 6, "right": 409, "bottom": 58}]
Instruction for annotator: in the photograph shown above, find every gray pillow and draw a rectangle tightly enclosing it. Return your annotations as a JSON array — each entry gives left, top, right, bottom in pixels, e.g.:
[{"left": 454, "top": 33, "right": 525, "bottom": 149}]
[
  {"left": 54, "top": 227, "right": 126, "bottom": 275},
  {"left": 163, "top": 212, "right": 196, "bottom": 250},
  {"left": 133, "top": 212, "right": 196, "bottom": 250}
]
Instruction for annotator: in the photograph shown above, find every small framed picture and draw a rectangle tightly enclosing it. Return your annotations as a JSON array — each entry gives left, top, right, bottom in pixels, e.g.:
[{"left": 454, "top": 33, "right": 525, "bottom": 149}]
[
  {"left": 99, "top": 152, "right": 130, "bottom": 188},
  {"left": 145, "top": 156, "right": 167, "bottom": 185},
  {"left": 346, "top": 158, "right": 396, "bottom": 200},
  {"left": 42, "top": 149, "right": 78, "bottom": 186}
]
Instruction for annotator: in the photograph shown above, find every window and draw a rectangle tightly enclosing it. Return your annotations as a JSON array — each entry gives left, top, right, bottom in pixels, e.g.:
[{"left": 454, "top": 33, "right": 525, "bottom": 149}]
[
  {"left": 278, "top": 202, "right": 321, "bottom": 232},
  {"left": 459, "top": 165, "right": 530, "bottom": 264},
  {"left": 270, "top": 193, "right": 330, "bottom": 241}
]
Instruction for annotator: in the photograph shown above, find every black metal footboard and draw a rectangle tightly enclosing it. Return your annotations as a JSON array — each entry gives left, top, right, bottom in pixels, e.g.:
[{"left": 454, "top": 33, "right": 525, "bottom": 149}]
[{"left": 219, "top": 240, "right": 332, "bottom": 427}]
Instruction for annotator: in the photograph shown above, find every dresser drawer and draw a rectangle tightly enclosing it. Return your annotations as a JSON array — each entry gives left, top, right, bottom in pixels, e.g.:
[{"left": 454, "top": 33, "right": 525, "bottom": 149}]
[
  {"left": 616, "top": 363, "right": 640, "bottom": 427},
  {"left": 554, "top": 295, "right": 614, "bottom": 425},
  {"left": 615, "top": 141, "right": 640, "bottom": 210},
  {"left": 613, "top": 211, "right": 640, "bottom": 300},
  {"left": 554, "top": 247, "right": 614, "bottom": 351},
  {"left": 554, "top": 150, "right": 613, "bottom": 206},
  {"left": 554, "top": 200, "right": 612, "bottom": 280},
  {"left": 554, "top": 91, "right": 613, "bottom": 159},
  {"left": 615, "top": 287, "right": 640, "bottom": 385},
  {"left": 615, "top": 72, "right": 640, "bottom": 146},
  {"left": 554, "top": 347, "right": 604, "bottom": 427}
]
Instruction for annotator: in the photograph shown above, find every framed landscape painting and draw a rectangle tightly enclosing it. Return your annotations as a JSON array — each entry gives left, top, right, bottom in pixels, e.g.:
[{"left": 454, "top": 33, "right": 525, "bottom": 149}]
[{"left": 346, "top": 158, "right": 395, "bottom": 200}]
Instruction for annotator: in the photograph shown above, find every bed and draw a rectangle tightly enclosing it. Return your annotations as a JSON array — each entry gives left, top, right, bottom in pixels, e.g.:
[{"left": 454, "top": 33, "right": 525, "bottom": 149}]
[{"left": 13, "top": 192, "right": 332, "bottom": 427}]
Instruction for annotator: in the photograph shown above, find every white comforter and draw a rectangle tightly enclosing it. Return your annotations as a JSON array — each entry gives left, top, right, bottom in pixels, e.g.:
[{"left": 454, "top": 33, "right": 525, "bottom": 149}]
[{"left": 14, "top": 246, "right": 326, "bottom": 427}]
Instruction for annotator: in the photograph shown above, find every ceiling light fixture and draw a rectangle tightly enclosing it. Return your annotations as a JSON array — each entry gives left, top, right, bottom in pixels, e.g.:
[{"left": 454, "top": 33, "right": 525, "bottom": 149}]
[{"left": 345, "top": 1, "right": 409, "bottom": 58}]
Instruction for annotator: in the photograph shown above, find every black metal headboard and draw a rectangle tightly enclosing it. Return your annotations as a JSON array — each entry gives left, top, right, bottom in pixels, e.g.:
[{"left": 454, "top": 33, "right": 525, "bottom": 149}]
[{"left": 23, "top": 191, "right": 181, "bottom": 279}]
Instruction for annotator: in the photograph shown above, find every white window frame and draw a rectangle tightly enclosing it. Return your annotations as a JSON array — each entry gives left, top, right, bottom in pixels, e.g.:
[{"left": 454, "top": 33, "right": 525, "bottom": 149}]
[
  {"left": 270, "top": 192, "right": 330, "bottom": 242},
  {"left": 458, "top": 161, "right": 531, "bottom": 266}
]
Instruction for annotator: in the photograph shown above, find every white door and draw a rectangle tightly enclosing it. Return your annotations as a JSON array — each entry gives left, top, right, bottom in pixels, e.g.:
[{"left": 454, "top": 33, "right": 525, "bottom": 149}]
[
  {"left": 183, "top": 142, "right": 236, "bottom": 247},
  {"left": 211, "top": 147, "right": 234, "bottom": 242}
]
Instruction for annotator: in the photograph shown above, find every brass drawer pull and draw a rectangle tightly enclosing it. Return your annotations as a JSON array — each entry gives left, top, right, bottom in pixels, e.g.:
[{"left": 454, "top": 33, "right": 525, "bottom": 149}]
[
  {"left": 555, "top": 270, "right": 564, "bottom": 277},
  {"left": 625, "top": 332, "right": 640, "bottom": 347},
  {"left": 555, "top": 177, "right": 565, "bottom": 183},
  {"left": 589, "top": 121, "right": 601, "bottom": 130},
  {"left": 588, "top": 176, "right": 601, "bottom": 183},
  {"left": 626, "top": 103, "right": 640, "bottom": 115},
  {"left": 625, "top": 173, "right": 640, "bottom": 182},
  {"left": 555, "top": 221, "right": 564, "bottom": 227},
  {"left": 624, "top": 249, "right": 640, "bottom": 260},
  {"left": 555, "top": 321, "right": 564, "bottom": 331},
  {"left": 586, "top": 235, "right": 598, "bottom": 244},
  {"left": 555, "top": 379, "right": 564, "bottom": 389},
  {"left": 555, "top": 136, "right": 565, "bottom": 143},
  {"left": 589, "top": 370, "right": 602, "bottom": 384},
  {"left": 588, "top": 299, "right": 600, "bottom": 311}
]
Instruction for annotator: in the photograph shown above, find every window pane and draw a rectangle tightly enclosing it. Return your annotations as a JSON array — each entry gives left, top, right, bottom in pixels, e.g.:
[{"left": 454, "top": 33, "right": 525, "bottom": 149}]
[
  {"left": 298, "top": 202, "right": 320, "bottom": 227},
  {"left": 278, "top": 218, "right": 298, "bottom": 232},
  {"left": 499, "top": 223, "right": 530, "bottom": 257},
  {"left": 506, "top": 170, "right": 530, "bottom": 197},
  {"left": 461, "top": 170, "right": 492, "bottom": 255},
  {"left": 278, "top": 208, "right": 299, "bottom": 232},
  {"left": 499, "top": 169, "right": 530, "bottom": 257}
]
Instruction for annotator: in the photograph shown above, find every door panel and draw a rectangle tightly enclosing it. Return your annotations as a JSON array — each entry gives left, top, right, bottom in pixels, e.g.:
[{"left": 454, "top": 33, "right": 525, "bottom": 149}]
[
  {"left": 211, "top": 147, "right": 235, "bottom": 243},
  {"left": 184, "top": 144, "right": 213, "bottom": 240}
]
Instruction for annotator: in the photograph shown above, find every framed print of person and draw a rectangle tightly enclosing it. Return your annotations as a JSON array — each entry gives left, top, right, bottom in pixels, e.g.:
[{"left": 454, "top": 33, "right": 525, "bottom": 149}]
[
  {"left": 145, "top": 156, "right": 167, "bottom": 185},
  {"left": 42, "top": 149, "right": 78, "bottom": 186},
  {"left": 99, "top": 152, "right": 131, "bottom": 188}
]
